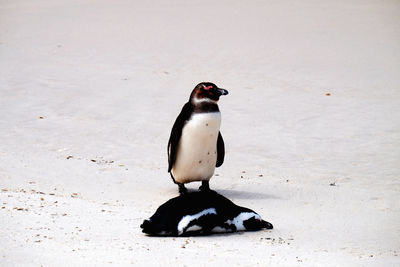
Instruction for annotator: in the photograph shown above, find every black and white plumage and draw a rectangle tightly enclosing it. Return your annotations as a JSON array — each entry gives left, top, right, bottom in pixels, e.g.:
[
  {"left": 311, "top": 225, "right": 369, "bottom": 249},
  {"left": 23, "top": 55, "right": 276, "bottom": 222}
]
[
  {"left": 168, "top": 82, "right": 228, "bottom": 194},
  {"left": 140, "top": 190, "right": 273, "bottom": 236}
]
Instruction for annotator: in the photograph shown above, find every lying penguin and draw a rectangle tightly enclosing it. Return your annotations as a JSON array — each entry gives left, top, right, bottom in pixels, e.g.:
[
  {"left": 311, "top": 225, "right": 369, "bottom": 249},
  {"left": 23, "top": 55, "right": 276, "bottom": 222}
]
[{"left": 140, "top": 190, "right": 273, "bottom": 236}]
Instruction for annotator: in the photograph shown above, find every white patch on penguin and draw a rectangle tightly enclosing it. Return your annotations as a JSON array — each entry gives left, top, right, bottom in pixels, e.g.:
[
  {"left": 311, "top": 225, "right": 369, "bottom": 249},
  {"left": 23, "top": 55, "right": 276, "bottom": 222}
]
[
  {"left": 211, "top": 226, "right": 231, "bottom": 233},
  {"left": 225, "top": 212, "right": 261, "bottom": 231},
  {"left": 186, "top": 225, "right": 202, "bottom": 232},
  {"left": 172, "top": 112, "right": 221, "bottom": 183},
  {"left": 192, "top": 97, "right": 218, "bottom": 105},
  {"left": 177, "top": 208, "right": 217, "bottom": 235}
]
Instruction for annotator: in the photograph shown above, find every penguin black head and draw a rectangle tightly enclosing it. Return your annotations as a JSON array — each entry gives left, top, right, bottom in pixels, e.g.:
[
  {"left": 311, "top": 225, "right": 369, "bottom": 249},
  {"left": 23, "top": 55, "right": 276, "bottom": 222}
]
[{"left": 190, "top": 82, "right": 229, "bottom": 104}]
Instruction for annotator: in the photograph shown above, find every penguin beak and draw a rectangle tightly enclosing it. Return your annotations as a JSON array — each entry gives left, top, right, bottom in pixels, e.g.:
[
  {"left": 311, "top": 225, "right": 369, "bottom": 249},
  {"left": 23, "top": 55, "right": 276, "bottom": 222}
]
[{"left": 217, "top": 88, "right": 229, "bottom": 96}]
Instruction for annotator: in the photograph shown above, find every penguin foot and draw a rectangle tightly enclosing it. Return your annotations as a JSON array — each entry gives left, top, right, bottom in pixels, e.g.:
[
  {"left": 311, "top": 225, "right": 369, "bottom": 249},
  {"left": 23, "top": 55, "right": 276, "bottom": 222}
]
[
  {"left": 199, "top": 181, "right": 210, "bottom": 192},
  {"left": 178, "top": 183, "right": 188, "bottom": 195}
]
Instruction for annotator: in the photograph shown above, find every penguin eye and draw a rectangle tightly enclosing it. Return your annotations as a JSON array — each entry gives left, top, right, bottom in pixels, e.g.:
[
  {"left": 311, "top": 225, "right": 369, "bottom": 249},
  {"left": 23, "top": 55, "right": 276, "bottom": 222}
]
[{"left": 203, "top": 85, "right": 213, "bottom": 91}]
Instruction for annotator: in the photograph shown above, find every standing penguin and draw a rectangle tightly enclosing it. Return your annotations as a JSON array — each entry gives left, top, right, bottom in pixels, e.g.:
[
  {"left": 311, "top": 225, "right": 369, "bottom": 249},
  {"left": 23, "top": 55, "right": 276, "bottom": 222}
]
[{"left": 168, "top": 82, "right": 228, "bottom": 194}]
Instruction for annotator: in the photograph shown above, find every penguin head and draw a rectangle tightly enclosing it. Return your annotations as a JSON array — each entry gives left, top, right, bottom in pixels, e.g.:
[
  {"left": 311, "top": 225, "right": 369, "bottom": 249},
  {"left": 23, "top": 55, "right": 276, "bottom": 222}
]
[{"left": 190, "top": 82, "right": 229, "bottom": 104}]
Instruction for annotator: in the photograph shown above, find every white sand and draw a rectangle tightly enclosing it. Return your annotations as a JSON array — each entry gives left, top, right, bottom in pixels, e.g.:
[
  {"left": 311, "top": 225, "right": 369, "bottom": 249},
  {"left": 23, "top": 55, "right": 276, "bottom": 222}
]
[{"left": 1, "top": 0, "right": 399, "bottom": 266}]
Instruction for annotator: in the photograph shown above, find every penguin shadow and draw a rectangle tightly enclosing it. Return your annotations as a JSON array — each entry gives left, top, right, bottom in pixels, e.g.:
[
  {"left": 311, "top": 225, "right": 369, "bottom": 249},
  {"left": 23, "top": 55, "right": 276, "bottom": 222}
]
[
  {"left": 140, "top": 190, "right": 273, "bottom": 237},
  {"left": 216, "top": 189, "right": 280, "bottom": 200}
]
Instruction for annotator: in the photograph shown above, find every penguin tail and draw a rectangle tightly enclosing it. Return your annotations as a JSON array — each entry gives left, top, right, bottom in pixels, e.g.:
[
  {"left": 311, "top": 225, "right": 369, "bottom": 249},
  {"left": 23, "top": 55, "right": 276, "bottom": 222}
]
[
  {"left": 140, "top": 219, "right": 172, "bottom": 236},
  {"left": 140, "top": 220, "right": 158, "bottom": 235}
]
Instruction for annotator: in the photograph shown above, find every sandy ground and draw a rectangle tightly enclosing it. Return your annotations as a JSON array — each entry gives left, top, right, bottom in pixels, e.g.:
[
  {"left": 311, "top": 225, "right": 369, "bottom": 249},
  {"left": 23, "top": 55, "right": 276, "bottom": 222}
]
[{"left": 1, "top": 0, "right": 400, "bottom": 266}]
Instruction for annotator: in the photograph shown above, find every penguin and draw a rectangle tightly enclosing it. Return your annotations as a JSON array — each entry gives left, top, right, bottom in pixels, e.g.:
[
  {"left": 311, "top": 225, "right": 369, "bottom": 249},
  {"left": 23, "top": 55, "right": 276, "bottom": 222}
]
[
  {"left": 168, "top": 82, "right": 228, "bottom": 194},
  {"left": 140, "top": 190, "right": 273, "bottom": 236}
]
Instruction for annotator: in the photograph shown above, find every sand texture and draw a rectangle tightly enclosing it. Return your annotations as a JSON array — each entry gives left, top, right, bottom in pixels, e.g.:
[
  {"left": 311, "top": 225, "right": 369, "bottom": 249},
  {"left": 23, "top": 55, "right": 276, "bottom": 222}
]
[{"left": 1, "top": 0, "right": 399, "bottom": 266}]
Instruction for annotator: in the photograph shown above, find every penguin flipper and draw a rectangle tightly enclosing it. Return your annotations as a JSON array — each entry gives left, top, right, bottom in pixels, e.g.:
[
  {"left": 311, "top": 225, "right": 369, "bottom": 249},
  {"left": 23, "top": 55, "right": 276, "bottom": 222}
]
[
  {"left": 216, "top": 131, "right": 225, "bottom": 167},
  {"left": 168, "top": 102, "right": 193, "bottom": 172}
]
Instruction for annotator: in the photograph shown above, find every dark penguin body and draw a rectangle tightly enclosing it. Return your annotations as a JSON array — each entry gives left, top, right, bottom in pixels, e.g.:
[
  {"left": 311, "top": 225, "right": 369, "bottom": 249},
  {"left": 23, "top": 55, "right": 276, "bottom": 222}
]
[
  {"left": 168, "top": 82, "right": 228, "bottom": 193},
  {"left": 140, "top": 190, "right": 273, "bottom": 236}
]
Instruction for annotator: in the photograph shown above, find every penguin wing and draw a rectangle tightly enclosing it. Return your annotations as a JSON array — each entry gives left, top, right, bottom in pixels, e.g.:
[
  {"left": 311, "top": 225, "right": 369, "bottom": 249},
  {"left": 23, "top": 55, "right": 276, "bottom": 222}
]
[
  {"left": 216, "top": 131, "right": 225, "bottom": 167},
  {"left": 168, "top": 102, "right": 192, "bottom": 172}
]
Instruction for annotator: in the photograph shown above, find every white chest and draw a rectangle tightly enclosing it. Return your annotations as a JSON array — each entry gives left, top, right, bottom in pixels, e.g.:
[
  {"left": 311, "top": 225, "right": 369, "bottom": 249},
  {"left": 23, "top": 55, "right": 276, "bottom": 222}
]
[
  {"left": 183, "top": 112, "right": 221, "bottom": 138},
  {"left": 172, "top": 112, "right": 221, "bottom": 183}
]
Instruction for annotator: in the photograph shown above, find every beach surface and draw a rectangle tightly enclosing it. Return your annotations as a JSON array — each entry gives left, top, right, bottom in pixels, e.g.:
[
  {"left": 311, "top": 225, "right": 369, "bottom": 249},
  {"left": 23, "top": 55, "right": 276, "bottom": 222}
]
[{"left": 1, "top": 0, "right": 399, "bottom": 266}]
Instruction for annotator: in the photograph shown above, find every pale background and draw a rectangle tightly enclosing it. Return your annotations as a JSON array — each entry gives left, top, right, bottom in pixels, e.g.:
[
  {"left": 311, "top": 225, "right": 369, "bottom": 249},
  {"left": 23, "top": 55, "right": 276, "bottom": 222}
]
[{"left": 1, "top": 0, "right": 399, "bottom": 266}]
